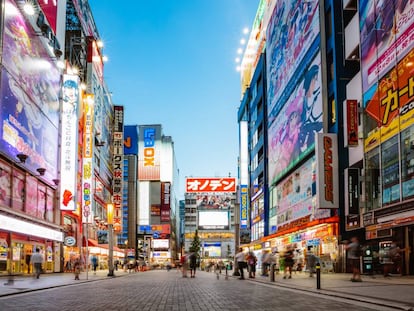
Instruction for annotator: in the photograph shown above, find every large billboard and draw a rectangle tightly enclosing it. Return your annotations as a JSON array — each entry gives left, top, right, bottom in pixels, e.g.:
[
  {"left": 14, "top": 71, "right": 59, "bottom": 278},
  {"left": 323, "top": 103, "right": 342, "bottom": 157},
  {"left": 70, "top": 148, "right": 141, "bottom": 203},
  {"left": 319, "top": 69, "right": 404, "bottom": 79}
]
[
  {"left": 360, "top": 0, "right": 414, "bottom": 93},
  {"left": 266, "top": 0, "right": 320, "bottom": 118},
  {"left": 198, "top": 210, "right": 229, "bottom": 230},
  {"left": 268, "top": 54, "right": 323, "bottom": 185},
  {"left": 0, "top": 0, "right": 60, "bottom": 182},
  {"left": 138, "top": 125, "right": 161, "bottom": 180},
  {"left": 124, "top": 125, "right": 138, "bottom": 155}
]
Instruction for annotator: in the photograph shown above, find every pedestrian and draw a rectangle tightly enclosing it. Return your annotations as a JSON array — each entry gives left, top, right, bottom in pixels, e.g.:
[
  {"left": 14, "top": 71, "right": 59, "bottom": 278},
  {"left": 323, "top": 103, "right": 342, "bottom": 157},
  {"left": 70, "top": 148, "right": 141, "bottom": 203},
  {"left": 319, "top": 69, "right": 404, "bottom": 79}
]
[
  {"left": 114, "top": 259, "right": 119, "bottom": 271},
  {"left": 235, "top": 247, "right": 247, "bottom": 280},
  {"left": 30, "top": 248, "right": 43, "bottom": 279},
  {"left": 73, "top": 259, "right": 81, "bottom": 280},
  {"left": 283, "top": 245, "right": 294, "bottom": 279},
  {"left": 180, "top": 254, "right": 188, "bottom": 278},
  {"left": 246, "top": 251, "right": 257, "bottom": 278},
  {"left": 346, "top": 236, "right": 362, "bottom": 282},
  {"left": 261, "top": 250, "right": 271, "bottom": 276},
  {"left": 305, "top": 246, "right": 318, "bottom": 277},
  {"left": 91, "top": 255, "right": 98, "bottom": 274},
  {"left": 189, "top": 252, "right": 197, "bottom": 278}
]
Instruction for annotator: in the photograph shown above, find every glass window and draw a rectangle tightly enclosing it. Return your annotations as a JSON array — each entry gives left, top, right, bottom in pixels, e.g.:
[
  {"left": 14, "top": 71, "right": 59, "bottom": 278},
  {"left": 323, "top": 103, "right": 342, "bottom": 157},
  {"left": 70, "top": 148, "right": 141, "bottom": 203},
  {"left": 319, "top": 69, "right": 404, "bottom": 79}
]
[
  {"left": 381, "top": 136, "right": 400, "bottom": 205},
  {"left": 401, "top": 126, "right": 414, "bottom": 200},
  {"left": 365, "top": 147, "right": 381, "bottom": 210}
]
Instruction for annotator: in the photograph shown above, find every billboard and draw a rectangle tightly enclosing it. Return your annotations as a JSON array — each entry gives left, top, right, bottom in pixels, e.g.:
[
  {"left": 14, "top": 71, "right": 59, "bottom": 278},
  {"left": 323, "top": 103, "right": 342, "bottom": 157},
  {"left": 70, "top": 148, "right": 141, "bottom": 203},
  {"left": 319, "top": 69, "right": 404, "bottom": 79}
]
[
  {"left": 195, "top": 194, "right": 232, "bottom": 210},
  {"left": 82, "top": 94, "right": 94, "bottom": 224},
  {"left": 266, "top": 0, "right": 320, "bottom": 118},
  {"left": 186, "top": 177, "right": 236, "bottom": 193},
  {"left": 59, "top": 75, "right": 79, "bottom": 210},
  {"left": 360, "top": 0, "right": 414, "bottom": 93},
  {"left": 198, "top": 210, "right": 229, "bottom": 230},
  {"left": 152, "top": 239, "right": 169, "bottom": 249},
  {"left": 268, "top": 54, "right": 323, "bottom": 185},
  {"left": 364, "top": 51, "right": 414, "bottom": 152},
  {"left": 124, "top": 125, "right": 138, "bottom": 155},
  {"left": 0, "top": 0, "right": 60, "bottom": 182},
  {"left": 138, "top": 125, "right": 161, "bottom": 180},
  {"left": 160, "top": 182, "right": 171, "bottom": 222}
]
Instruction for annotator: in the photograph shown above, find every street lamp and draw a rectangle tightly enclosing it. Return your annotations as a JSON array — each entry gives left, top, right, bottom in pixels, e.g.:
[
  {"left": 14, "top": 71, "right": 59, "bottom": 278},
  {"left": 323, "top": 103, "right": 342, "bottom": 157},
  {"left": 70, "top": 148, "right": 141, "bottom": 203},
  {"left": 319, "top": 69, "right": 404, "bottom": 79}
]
[{"left": 107, "top": 203, "right": 115, "bottom": 277}]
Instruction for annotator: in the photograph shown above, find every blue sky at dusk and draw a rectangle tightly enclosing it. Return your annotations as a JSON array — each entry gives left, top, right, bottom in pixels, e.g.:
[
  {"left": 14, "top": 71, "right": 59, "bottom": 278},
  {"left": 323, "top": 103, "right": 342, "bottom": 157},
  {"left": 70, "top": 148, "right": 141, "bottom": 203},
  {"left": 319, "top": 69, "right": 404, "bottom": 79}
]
[{"left": 88, "top": 0, "right": 259, "bottom": 195}]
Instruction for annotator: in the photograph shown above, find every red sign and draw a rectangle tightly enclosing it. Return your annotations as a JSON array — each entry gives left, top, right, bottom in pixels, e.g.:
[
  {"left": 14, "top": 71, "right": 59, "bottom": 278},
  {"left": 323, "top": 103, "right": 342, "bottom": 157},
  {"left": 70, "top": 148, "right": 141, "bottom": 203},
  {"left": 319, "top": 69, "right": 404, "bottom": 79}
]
[
  {"left": 186, "top": 178, "right": 236, "bottom": 193},
  {"left": 346, "top": 100, "right": 358, "bottom": 146}
]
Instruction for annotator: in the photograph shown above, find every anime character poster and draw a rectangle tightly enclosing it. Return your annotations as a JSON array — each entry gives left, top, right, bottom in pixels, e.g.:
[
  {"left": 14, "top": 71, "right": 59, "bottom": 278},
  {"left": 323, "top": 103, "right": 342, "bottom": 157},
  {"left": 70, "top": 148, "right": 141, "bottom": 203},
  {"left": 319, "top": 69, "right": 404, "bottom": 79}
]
[
  {"left": 268, "top": 54, "right": 323, "bottom": 185},
  {"left": 360, "top": 0, "right": 414, "bottom": 93},
  {"left": 266, "top": 0, "right": 320, "bottom": 117},
  {"left": 0, "top": 0, "right": 60, "bottom": 181}
]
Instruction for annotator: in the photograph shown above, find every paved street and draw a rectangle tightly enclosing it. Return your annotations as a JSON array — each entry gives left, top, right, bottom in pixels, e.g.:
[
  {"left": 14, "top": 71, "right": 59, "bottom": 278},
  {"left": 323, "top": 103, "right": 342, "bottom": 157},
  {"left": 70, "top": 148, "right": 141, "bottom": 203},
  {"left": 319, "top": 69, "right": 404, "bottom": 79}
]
[{"left": 0, "top": 269, "right": 413, "bottom": 311}]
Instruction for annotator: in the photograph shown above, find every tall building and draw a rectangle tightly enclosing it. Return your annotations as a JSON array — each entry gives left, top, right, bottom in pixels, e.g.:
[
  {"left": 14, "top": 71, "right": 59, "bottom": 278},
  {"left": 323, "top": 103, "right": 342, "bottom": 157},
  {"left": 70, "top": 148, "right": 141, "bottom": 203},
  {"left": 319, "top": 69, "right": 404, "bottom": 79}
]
[
  {"left": 238, "top": 0, "right": 414, "bottom": 275},
  {"left": 135, "top": 125, "right": 180, "bottom": 265},
  {"left": 183, "top": 177, "right": 237, "bottom": 264}
]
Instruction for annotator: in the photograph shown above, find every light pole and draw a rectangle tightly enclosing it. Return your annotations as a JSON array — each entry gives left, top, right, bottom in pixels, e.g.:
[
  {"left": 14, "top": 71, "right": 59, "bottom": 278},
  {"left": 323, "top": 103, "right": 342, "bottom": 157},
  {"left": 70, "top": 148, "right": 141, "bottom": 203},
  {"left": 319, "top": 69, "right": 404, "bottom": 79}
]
[{"left": 107, "top": 203, "right": 115, "bottom": 277}]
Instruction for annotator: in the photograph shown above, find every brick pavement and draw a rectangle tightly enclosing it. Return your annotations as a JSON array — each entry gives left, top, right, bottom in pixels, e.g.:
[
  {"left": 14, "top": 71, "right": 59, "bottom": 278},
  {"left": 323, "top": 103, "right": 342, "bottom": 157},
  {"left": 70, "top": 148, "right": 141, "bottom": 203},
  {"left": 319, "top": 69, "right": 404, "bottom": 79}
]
[{"left": 0, "top": 269, "right": 413, "bottom": 310}]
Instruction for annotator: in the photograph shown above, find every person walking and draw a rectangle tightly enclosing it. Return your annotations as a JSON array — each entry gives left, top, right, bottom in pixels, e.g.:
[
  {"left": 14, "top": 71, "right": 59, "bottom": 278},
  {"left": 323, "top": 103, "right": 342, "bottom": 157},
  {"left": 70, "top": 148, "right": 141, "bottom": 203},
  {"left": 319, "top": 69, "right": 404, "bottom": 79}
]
[
  {"left": 283, "top": 245, "right": 294, "bottom": 279},
  {"left": 189, "top": 252, "right": 197, "bottom": 278},
  {"left": 247, "top": 251, "right": 257, "bottom": 278},
  {"left": 306, "top": 246, "right": 318, "bottom": 277},
  {"left": 30, "top": 248, "right": 43, "bottom": 279},
  {"left": 346, "top": 236, "right": 362, "bottom": 282},
  {"left": 235, "top": 247, "right": 247, "bottom": 280},
  {"left": 73, "top": 259, "right": 81, "bottom": 280},
  {"left": 91, "top": 255, "right": 98, "bottom": 274}
]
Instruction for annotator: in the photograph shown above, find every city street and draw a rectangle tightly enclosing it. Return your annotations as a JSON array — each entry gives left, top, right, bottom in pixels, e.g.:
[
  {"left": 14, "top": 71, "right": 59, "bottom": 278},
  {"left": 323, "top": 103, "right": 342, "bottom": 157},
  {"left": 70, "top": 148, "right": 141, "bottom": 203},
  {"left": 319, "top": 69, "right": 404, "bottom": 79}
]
[{"left": 0, "top": 270, "right": 413, "bottom": 311}]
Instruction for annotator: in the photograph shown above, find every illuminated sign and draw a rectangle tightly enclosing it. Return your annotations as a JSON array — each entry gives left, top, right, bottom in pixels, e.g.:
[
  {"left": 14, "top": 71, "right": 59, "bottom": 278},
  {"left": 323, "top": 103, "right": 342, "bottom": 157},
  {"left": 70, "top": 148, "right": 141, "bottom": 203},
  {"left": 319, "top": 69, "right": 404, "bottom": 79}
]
[
  {"left": 138, "top": 125, "right": 161, "bottom": 180},
  {"left": 82, "top": 94, "right": 94, "bottom": 223},
  {"left": 60, "top": 75, "right": 79, "bottom": 211},
  {"left": 186, "top": 177, "right": 236, "bottom": 192},
  {"left": 240, "top": 185, "right": 248, "bottom": 229},
  {"left": 112, "top": 106, "right": 124, "bottom": 232}
]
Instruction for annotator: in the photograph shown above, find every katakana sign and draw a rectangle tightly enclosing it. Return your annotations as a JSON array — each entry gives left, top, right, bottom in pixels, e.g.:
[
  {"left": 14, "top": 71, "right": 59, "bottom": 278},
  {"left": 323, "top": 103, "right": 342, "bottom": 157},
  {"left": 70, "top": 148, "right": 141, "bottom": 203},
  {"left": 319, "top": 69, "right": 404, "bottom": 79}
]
[{"left": 185, "top": 178, "right": 236, "bottom": 193}]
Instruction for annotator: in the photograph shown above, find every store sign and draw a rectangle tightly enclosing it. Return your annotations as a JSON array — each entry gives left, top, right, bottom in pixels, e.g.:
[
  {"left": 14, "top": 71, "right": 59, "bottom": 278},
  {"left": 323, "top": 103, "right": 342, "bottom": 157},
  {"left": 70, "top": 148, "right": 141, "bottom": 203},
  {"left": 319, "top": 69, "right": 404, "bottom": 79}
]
[
  {"left": 186, "top": 177, "right": 236, "bottom": 192},
  {"left": 64, "top": 236, "right": 76, "bottom": 247},
  {"left": 112, "top": 106, "right": 124, "bottom": 232},
  {"left": 346, "top": 100, "right": 358, "bottom": 147},
  {"left": 82, "top": 94, "right": 94, "bottom": 224},
  {"left": 316, "top": 133, "right": 339, "bottom": 209},
  {"left": 240, "top": 185, "right": 248, "bottom": 229}
]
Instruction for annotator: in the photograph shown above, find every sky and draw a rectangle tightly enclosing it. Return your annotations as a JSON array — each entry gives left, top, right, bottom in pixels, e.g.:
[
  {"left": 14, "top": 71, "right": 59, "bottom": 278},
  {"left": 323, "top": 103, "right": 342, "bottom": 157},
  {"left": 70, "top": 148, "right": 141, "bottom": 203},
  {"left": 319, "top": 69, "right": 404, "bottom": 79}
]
[{"left": 88, "top": 0, "right": 260, "bottom": 195}]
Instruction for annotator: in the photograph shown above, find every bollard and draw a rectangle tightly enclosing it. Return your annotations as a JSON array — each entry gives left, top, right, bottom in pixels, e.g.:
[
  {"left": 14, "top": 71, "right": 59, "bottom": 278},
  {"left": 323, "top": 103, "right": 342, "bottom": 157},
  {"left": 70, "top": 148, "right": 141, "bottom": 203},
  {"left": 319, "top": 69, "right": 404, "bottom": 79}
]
[
  {"left": 316, "top": 262, "right": 321, "bottom": 289},
  {"left": 269, "top": 264, "right": 275, "bottom": 282}
]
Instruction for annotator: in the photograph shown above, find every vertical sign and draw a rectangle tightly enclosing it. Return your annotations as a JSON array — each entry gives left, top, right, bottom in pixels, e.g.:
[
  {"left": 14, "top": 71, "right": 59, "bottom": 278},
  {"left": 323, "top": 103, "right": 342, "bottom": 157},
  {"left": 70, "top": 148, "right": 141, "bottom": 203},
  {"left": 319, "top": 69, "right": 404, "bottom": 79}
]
[
  {"left": 138, "top": 125, "right": 161, "bottom": 180},
  {"left": 346, "top": 100, "right": 358, "bottom": 146},
  {"left": 113, "top": 106, "right": 124, "bottom": 232},
  {"left": 160, "top": 182, "right": 171, "bottom": 222},
  {"left": 82, "top": 94, "right": 94, "bottom": 223},
  {"left": 240, "top": 185, "right": 248, "bottom": 229},
  {"left": 316, "top": 133, "right": 339, "bottom": 209},
  {"left": 60, "top": 75, "right": 79, "bottom": 210}
]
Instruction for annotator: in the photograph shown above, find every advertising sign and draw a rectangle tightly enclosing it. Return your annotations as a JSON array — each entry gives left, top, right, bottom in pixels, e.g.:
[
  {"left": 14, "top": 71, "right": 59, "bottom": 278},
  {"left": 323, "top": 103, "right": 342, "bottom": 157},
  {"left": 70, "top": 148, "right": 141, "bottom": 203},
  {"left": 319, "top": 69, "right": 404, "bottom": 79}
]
[
  {"left": 112, "top": 106, "right": 124, "bottom": 231},
  {"left": 346, "top": 100, "right": 359, "bottom": 147},
  {"left": 198, "top": 211, "right": 229, "bottom": 230},
  {"left": 315, "top": 133, "right": 339, "bottom": 209},
  {"left": 160, "top": 182, "right": 171, "bottom": 222},
  {"left": 360, "top": 0, "right": 414, "bottom": 93},
  {"left": 60, "top": 75, "right": 79, "bottom": 211},
  {"left": 268, "top": 54, "right": 323, "bottom": 185},
  {"left": 186, "top": 177, "right": 236, "bottom": 193},
  {"left": 266, "top": 0, "right": 320, "bottom": 118},
  {"left": 1, "top": 0, "right": 60, "bottom": 182},
  {"left": 138, "top": 125, "right": 161, "bottom": 180},
  {"left": 124, "top": 125, "right": 138, "bottom": 155},
  {"left": 240, "top": 185, "right": 248, "bottom": 229},
  {"left": 364, "top": 52, "right": 414, "bottom": 150},
  {"left": 82, "top": 95, "right": 94, "bottom": 224}
]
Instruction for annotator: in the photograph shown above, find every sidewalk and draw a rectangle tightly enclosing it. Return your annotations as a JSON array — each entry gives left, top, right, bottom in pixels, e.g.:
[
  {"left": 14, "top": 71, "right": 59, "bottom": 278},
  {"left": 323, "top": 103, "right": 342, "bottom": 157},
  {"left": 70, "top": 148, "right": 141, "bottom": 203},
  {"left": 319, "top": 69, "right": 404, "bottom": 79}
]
[
  {"left": 244, "top": 271, "right": 414, "bottom": 310},
  {"left": 0, "top": 269, "right": 128, "bottom": 297}
]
